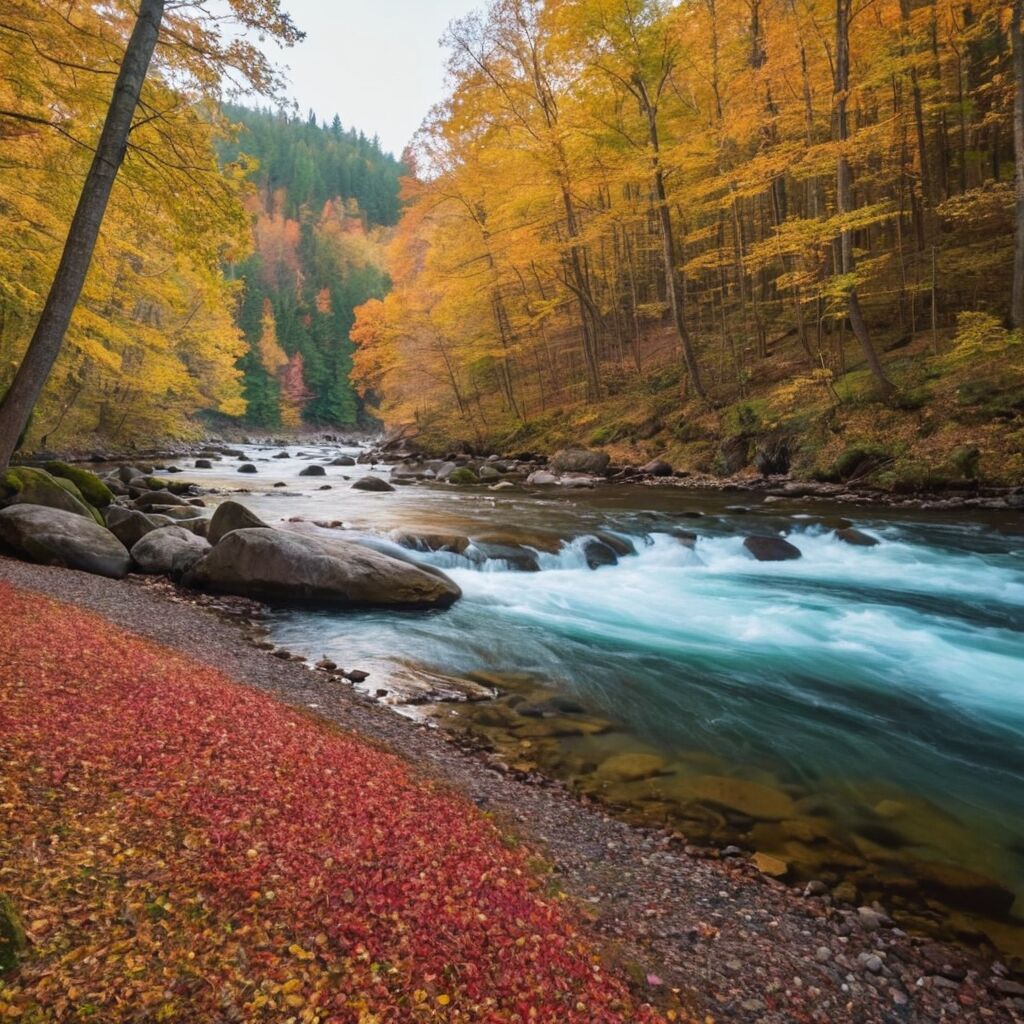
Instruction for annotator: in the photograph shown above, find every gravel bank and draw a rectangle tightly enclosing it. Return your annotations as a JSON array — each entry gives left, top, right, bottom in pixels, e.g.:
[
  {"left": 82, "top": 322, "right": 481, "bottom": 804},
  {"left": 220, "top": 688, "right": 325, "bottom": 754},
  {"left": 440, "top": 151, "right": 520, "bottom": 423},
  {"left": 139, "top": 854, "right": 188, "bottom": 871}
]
[{"left": 1, "top": 554, "right": 1020, "bottom": 1023}]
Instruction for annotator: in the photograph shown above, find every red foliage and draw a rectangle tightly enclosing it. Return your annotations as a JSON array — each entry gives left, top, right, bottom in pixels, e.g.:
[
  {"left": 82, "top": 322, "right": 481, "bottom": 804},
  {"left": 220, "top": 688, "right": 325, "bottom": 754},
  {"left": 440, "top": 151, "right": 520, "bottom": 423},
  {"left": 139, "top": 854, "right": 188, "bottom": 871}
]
[{"left": 0, "top": 583, "right": 665, "bottom": 1023}]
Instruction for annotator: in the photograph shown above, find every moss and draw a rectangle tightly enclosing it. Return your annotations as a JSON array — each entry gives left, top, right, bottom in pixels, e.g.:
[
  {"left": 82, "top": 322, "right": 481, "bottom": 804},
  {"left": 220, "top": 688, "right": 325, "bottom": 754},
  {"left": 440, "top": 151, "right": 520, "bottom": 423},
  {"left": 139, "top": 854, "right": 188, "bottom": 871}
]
[
  {"left": 0, "top": 467, "right": 103, "bottom": 525},
  {"left": 448, "top": 468, "right": 479, "bottom": 485},
  {"left": 45, "top": 461, "right": 114, "bottom": 508},
  {"left": 950, "top": 445, "right": 981, "bottom": 480},
  {"left": 0, "top": 894, "right": 26, "bottom": 974},
  {"left": 142, "top": 476, "right": 192, "bottom": 495},
  {"left": 829, "top": 444, "right": 893, "bottom": 482}
]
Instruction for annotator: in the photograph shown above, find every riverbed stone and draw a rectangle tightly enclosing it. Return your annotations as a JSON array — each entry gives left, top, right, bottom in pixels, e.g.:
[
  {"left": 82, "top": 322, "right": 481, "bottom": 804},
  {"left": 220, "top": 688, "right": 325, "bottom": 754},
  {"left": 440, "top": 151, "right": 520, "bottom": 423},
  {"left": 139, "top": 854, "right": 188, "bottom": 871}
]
[
  {"left": 184, "top": 528, "right": 461, "bottom": 609},
  {"left": 582, "top": 537, "right": 618, "bottom": 568},
  {"left": 390, "top": 531, "right": 470, "bottom": 554},
  {"left": 596, "top": 753, "right": 669, "bottom": 782},
  {"left": 550, "top": 448, "right": 610, "bottom": 475},
  {"left": 207, "top": 500, "right": 269, "bottom": 545},
  {"left": 352, "top": 475, "right": 395, "bottom": 492},
  {"left": 238, "top": 463, "right": 258, "bottom": 474},
  {"left": 131, "top": 526, "right": 210, "bottom": 576},
  {"left": 0, "top": 505, "right": 130, "bottom": 579},
  {"left": 743, "top": 535, "right": 803, "bottom": 561},
  {"left": 677, "top": 774, "right": 798, "bottom": 820},
  {"left": 751, "top": 852, "right": 790, "bottom": 878},
  {"left": 331, "top": 455, "right": 356, "bottom": 466},
  {"left": 835, "top": 527, "right": 880, "bottom": 547},
  {"left": 526, "top": 470, "right": 560, "bottom": 486},
  {"left": 299, "top": 465, "right": 326, "bottom": 477}
]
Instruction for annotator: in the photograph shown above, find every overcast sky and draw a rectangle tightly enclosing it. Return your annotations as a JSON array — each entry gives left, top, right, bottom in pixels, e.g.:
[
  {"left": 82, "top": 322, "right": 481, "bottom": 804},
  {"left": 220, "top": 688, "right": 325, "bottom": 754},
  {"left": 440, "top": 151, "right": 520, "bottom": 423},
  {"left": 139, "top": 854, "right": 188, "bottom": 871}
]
[{"left": 267, "top": 0, "right": 479, "bottom": 157}]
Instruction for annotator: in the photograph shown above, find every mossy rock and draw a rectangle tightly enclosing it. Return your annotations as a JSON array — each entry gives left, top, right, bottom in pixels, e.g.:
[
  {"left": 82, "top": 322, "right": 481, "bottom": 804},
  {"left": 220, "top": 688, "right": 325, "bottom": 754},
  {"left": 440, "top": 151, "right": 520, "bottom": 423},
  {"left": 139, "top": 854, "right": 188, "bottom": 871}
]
[
  {"left": 0, "top": 894, "right": 26, "bottom": 974},
  {"left": 448, "top": 468, "right": 479, "bottom": 485},
  {"left": 142, "top": 476, "right": 193, "bottom": 495},
  {"left": 0, "top": 467, "right": 103, "bottom": 525},
  {"left": 44, "top": 461, "right": 114, "bottom": 508}
]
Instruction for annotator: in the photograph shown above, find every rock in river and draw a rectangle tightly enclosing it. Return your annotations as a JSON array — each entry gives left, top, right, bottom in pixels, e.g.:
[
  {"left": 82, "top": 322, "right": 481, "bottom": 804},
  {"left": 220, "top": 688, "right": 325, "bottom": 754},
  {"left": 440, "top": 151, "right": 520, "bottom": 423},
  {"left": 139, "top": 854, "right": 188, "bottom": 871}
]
[
  {"left": 835, "top": 527, "right": 880, "bottom": 547},
  {"left": 743, "top": 535, "right": 803, "bottom": 561},
  {"left": 351, "top": 475, "right": 395, "bottom": 492},
  {"left": 0, "top": 504, "right": 130, "bottom": 579},
  {"left": 299, "top": 465, "right": 326, "bottom": 477},
  {"left": 184, "top": 528, "right": 461, "bottom": 609},
  {"left": 675, "top": 774, "right": 797, "bottom": 820}
]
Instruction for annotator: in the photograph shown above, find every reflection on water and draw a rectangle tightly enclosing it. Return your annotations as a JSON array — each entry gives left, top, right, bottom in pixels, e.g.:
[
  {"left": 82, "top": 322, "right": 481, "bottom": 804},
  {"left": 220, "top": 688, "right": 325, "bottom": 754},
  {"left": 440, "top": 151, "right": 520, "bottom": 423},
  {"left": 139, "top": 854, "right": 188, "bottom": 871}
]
[{"left": 190, "top": 444, "right": 1024, "bottom": 953}]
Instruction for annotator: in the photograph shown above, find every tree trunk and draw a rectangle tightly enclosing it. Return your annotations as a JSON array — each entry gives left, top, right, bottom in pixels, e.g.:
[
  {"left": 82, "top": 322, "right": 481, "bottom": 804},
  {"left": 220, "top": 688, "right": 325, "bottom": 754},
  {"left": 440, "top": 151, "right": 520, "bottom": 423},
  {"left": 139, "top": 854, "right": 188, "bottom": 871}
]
[
  {"left": 0, "top": 0, "right": 165, "bottom": 468},
  {"left": 834, "top": 0, "right": 894, "bottom": 395},
  {"left": 641, "top": 95, "right": 707, "bottom": 400},
  {"left": 1012, "top": 0, "right": 1024, "bottom": 328}
]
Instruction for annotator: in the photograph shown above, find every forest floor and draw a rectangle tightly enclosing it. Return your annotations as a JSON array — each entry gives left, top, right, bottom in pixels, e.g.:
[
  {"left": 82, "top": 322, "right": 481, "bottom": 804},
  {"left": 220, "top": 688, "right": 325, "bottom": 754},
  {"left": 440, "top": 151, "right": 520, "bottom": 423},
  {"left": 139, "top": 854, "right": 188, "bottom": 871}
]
[{"left": 1, "top": 557, "right": 1021, "bottom": 1024}]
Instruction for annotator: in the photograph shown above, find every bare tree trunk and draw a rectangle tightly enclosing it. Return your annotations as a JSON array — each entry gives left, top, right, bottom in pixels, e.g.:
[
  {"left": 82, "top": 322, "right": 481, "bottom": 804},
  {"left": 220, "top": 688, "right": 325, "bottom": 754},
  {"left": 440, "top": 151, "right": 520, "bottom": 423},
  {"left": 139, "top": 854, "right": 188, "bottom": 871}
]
[
  {"left": 0, "top": 0, "right": 165, "bottom": 468},
  {"left": 1013, "top": 0, "right": 1024, "bottom": 328},
  {"left": 834, "top": 0, "right": 894, "bottom": 396},
  {"left": 641, "top": 96, "right": 708, "bottom": 400}
]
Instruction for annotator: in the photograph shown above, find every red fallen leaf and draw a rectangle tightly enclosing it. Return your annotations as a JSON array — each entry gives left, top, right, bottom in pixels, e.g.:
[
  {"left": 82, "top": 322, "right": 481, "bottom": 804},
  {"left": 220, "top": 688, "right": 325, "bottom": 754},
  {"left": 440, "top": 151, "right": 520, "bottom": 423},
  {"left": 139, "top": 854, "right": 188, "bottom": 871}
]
[{"left": 0, "top": 582, "right": 667, "bottom": 1023}]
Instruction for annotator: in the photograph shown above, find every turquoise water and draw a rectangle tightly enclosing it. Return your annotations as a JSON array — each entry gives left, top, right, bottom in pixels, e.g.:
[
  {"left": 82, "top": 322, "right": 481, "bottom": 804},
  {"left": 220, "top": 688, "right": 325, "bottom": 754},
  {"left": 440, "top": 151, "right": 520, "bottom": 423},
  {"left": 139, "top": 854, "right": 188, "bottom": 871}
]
[{"left": 194, "top": 445, "right": 1024, "bottom": 947}]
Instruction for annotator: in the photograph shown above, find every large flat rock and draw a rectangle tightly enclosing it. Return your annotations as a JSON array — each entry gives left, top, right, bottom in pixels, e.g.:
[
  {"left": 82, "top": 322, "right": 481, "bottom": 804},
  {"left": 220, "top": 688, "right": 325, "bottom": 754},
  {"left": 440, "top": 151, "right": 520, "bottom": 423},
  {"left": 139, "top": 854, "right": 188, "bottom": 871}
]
[{"left": 184, "top": 528, "right": 461, "bottom": 609}]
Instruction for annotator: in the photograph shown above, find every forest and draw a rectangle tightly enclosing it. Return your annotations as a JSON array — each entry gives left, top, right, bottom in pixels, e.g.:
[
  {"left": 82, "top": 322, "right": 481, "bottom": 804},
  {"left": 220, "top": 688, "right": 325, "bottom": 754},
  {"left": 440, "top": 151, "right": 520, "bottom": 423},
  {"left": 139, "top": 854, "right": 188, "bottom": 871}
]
[
  {"left": 352, "top": 0, "right": 1024, "bottom": 487},
  {"left": 0, "top": 4, "right": 399, "bottom": 450}
]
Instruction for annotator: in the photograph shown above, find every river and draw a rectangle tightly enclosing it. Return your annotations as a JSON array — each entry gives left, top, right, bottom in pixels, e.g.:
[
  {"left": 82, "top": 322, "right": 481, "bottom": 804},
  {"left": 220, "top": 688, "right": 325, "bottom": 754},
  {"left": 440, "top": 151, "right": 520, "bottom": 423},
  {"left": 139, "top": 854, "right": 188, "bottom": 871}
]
[{"left": 184, "top": 441, "right": 1024, "bottom": 955}]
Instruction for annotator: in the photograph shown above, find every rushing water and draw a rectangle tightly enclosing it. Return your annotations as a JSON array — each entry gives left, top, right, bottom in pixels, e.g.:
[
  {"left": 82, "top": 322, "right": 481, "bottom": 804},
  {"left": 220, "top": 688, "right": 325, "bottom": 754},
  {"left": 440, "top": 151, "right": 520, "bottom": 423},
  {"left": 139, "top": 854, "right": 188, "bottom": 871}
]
[{"left": 185, "top": 443, "right": 1024, "bottom": 952}]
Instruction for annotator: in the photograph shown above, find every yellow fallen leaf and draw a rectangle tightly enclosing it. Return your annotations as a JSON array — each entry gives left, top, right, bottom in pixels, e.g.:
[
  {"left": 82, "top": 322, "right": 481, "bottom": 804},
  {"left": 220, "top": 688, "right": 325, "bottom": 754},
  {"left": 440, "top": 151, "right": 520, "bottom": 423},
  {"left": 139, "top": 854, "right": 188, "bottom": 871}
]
[{"left": 436, "top": 994, "right": 450, "bottom": 1006}]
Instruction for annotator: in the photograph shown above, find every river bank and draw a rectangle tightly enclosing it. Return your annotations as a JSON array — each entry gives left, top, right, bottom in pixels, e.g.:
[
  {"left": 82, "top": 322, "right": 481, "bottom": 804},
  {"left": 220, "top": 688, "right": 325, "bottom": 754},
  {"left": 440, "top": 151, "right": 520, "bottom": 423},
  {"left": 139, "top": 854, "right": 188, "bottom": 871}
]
[
  {"left": 1, "top": 556, "right": 1021, "bottom": 1023},
  {"left": 15, "top": 430, "right": 1024, "bottom": 512}
]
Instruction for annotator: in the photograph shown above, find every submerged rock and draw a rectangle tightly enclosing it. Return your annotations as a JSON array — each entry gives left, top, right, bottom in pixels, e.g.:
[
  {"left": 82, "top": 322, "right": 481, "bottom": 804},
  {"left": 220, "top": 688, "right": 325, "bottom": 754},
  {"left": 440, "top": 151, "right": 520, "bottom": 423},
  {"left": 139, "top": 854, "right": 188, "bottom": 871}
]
[
  {"left": 184, "top": 528, "right": 461, "bottom": 609},
  {"left": 596, "top": 753, "right": 668, "bottom": 782},
  {"left": 391, "top": 531, "right": 470, "bottom": 554},
  {"left": 0, "top": 505, "right": 130, "bottom": 579},
  {"left": 675, "top": 774, "right": 798, "bottom": 820},
  {"left": 835, "top": 527, "right": 880, "bottom": 547},
  {"left": 743, "top": 535, "right": 803, "bottom": 561},
  {"left": 582, "top": 537, "right": 618, "bottom": 569}
]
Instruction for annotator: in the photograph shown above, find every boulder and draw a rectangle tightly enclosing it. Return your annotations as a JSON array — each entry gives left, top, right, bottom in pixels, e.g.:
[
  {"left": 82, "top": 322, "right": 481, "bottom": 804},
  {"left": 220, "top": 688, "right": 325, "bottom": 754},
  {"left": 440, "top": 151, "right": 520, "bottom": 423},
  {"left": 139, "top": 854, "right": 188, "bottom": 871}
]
[
  {"left": 331, "top": 455, "right": 356, "bottom": 466},
  {"left": 299, "top": 465, "right": 326, "bottom": 477},
  {"left": 273, "top": 451, "right": 290, "bottom": 459},
  {"left": 238, "top": 463, "right": 258, "bottom": 474},
  {"left": 195, "top": 459, "right": 213, "bottom": 469},
  {"left": 351, "top": 475, "right": 395, "bottom": 492},
  {"left": 207, "top": 500, "right": 269, "bottom": 545},
  {"left": 131, "top": 526, "right": 210, "bottom": 576},
  {"left": 104, "top": 506, "right": 173, "bottom": 549},
  {"left": 448, "top": 468, "right": 479, "bottom": 485},
  {"left": 582, "top": 538, "right": 618, "bottom": 569},
  {"left": 834, "top": 527, "right": 880, "bottom": 547},
  {"left": 184, "top": 528, "right": 461, "bottom": 609},
  {"left": 478, "top": 465, "right": 503, "bottom": 480},
  {"left": 117, "top": 465, "right": 144, "bottom": 484},
  {"left": 641, "top": 459, "right": 673, "bottom": 477},
  {"left": 0, "top": 505, "right": 130, "bottom": 579},
  {"left": 743, "top": 535, "right": 802, "bottom": 561},
  {"left": 44, "top": 461, "right": 114, "bottom": 508},
  {"left": 0, "top": 467, "right": 102, "bottom": 524},
  {"left": 550, "top": 448, "right": 610, "bottom": 475},
  {"left": 471, "top": 541, "right": 540, "bottom": 572},
  {"left": 134, "top": 489, "right": 191, "bottom": 510}
]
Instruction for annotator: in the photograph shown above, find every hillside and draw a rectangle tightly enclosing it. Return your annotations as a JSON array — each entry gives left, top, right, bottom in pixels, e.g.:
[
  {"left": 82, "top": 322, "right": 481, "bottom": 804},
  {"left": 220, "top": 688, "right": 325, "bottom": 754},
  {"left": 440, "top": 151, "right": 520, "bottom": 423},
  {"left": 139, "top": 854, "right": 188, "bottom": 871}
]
[
  {"left": 351, "top": 0, "right": 1024, "bottom": 489},
  {"left": 217, "top": 106, "right": 401, "bottom": 432}
]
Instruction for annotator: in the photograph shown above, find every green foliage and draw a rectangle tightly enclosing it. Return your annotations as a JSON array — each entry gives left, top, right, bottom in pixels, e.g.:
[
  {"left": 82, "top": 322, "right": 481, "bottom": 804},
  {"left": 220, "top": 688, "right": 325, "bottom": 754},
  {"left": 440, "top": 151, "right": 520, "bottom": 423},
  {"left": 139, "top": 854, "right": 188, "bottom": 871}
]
[
  {"left": 0, "top": 895, "right": 26, "bottom": 974},
  {"left": 950, "top": 445, "right": 981, "bottom": 480},
  {"left": 44, "top": 462, "right": 114, "bottom": 508},
  {"left": 828, "top": 445, "right": 893, "bottom": 482}
]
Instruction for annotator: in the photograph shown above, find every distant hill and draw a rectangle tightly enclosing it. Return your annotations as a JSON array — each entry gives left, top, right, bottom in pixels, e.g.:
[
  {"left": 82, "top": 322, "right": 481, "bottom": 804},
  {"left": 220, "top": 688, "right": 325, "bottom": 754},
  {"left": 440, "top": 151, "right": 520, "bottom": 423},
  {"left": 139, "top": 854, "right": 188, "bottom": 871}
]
[{"left": 218, "top": 106, "right": 402, "bottom": 429}]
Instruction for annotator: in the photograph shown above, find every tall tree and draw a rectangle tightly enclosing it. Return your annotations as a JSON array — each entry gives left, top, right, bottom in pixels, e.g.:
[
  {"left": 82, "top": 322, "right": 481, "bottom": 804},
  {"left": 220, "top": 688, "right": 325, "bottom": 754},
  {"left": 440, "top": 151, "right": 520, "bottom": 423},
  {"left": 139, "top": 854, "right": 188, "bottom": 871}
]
[{"left": 1013, "top": 0, "right": 1024, "bottom": 328}]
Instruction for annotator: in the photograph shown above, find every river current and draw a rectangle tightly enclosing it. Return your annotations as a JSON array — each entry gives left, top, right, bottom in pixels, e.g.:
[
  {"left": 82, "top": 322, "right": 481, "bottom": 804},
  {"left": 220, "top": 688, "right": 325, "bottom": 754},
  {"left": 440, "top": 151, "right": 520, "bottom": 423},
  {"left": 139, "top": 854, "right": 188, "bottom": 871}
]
[{"left": 185, "top": 442, "right": 1024, "bottom": 954}]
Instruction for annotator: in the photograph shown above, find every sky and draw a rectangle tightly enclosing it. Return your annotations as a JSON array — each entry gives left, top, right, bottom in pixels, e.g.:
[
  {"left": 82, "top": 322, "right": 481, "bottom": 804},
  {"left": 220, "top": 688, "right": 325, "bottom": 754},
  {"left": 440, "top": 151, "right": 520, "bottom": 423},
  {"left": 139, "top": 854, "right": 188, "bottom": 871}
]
[{"left": 265, "top": 0, "right": 479, "bottom": 157}]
